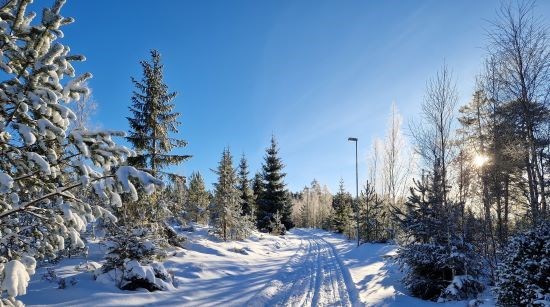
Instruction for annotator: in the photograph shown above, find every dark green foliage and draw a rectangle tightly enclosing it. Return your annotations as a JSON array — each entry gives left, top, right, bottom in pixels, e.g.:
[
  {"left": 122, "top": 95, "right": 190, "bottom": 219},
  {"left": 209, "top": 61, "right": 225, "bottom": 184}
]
[
  {"left": 358, "top": 181, "right": 387, "bottom": 242},
  {"left": 397, "top": 165, "right": 483, "bottom": 301},
  {"left": 238, "top": 155, "right": 255, "bottom": 217},
  {"left": 126, "top": 50, "right": 190, "bottom": 177},
  {"left": 332, "top": 179, "right": 353, "bottom": 234},
  {"left": 102, "top": 228, "right": 160, "bottom": 272},
  {"left": 256, "top": 136, "right": 293, "bottom": 233},
  {"left": 496, "top": 222, "right": 550, "bottom": 306},
  {"left": 252, "top": 172, "right": 264, "bottom": 203}
]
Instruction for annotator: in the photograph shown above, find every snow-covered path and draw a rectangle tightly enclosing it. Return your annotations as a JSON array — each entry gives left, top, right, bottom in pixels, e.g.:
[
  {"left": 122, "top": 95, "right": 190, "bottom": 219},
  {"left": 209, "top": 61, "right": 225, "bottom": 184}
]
[
  {"left": 248, "top": 229, "right": 360, "bottom": 306},
  {"left": 21, "top": 227, "right": 493, "bottom": 306}
]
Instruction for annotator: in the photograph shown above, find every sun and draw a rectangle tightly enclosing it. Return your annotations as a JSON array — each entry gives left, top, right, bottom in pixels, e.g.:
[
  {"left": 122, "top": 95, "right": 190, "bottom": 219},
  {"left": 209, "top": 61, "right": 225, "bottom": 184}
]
[{"left": 473, "top": 154, "right": 489, "bottom": 168}]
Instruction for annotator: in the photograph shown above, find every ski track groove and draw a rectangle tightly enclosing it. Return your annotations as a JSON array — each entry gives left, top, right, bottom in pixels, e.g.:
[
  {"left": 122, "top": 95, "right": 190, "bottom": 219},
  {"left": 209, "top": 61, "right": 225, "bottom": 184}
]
[{"left": 249, "top": 229, "right": 361, "bottom": 307}]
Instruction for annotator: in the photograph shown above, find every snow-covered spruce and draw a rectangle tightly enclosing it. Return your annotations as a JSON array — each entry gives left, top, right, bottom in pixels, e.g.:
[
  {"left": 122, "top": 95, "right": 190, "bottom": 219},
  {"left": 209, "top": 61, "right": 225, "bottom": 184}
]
[
  {"left": 396, "top": 170, "right": 483, "bottom": 302},
  {"left": 96, "top": 228, "right": 174, "bottom": 292},
  {"left": 211, "top": 148, "right": 254, "bottom": 241},
  {"left": 496, "top": 222, "right": 550, "bottom": 306},
  {"left": 0, "top": 1, "right": 162, "bottom": 305}
]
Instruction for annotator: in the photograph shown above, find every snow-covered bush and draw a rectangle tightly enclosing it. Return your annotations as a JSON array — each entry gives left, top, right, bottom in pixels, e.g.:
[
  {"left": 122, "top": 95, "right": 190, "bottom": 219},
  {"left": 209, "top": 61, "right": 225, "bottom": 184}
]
[
  {"left": 397, "top": 173, "right": 483, "bottom": 302},
  {"left": 440, "top": 275, "right": 485, "bottom": 302},
  {"left": 0, "top": 1, "right": 163, "bottom": 305},
  {"left": 496, "top": 222, "right": 550, "bottom": 306},
  {"left": 95, "top": 259, "right": 173, "bottom": 292},
  {"left": 102, "top": 227, "right": 164, "bottom": 272},
  {"left": 97, "top": 226, "right": 176, "bottom": 291},
  {"left": 0, "top": 256, "right": 35, "bottom": 306},
  {"left": 269, "top": 211, "right": 286, "bottom": 235},
  {"left": 162, "top": 223, "right": 186, "bottom": 248},
  {"left": 398, "top": 242, "right": 483, "bottom": 301}
]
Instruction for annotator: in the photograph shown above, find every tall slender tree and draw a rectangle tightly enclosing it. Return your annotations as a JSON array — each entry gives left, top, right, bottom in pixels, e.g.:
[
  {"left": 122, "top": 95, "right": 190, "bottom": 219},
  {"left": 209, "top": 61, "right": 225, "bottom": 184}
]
[
  {"left": 257, "top": 136, "right": 293, "bottom": 232},
  {"left": 127, "top": 50, "right": 190, "bottom": 178},
  {"left": 237, "top": 154, "right": 255, "bottom": 216},
  {"left": 187, "top": 171, "right": 210, "bottom": 224},
  {"left": 212, "top": 148, "right": 241, "bottom": 241}
]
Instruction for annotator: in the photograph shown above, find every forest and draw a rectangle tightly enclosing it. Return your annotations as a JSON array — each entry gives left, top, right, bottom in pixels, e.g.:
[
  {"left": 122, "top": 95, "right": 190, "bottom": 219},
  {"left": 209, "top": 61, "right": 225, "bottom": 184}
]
[{"left": 0, "top": 0, "right": 548, "bottom": 306}]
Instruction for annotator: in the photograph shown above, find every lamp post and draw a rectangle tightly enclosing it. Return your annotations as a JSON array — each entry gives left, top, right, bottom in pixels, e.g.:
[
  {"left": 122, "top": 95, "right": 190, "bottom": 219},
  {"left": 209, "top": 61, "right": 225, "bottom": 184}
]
[{"left": 348, "top": 137, "right": 360, "bottom": 247}]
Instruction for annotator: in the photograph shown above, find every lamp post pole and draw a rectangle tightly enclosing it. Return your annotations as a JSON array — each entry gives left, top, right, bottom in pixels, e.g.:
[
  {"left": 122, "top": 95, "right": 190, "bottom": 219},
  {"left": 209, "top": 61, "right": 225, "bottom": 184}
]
[{"left": 348, "top": 137, "right": 360, "bottom": 247}]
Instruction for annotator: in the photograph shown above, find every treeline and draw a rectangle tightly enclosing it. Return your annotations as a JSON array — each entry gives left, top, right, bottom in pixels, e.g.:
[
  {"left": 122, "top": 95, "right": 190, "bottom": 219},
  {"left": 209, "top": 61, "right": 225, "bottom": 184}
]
[
  {"left": 291, "top": 103, "right": 411, "bottom": 244},
  {"left": 164, "top": 137, "right": 294, "bottom": 242}
]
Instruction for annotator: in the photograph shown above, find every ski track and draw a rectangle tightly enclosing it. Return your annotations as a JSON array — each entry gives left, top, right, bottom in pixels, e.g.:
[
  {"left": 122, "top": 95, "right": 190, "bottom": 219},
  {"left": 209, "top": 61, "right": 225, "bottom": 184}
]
[{"left": 248, "top": 229, "right": 361, "bottom": 307}]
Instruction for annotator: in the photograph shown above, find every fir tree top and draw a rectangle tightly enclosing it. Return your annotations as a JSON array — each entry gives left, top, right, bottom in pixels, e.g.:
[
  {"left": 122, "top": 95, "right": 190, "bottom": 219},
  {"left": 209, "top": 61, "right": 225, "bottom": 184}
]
[{"left": 262, "top": 136, "right": 286, "bottom": 191}]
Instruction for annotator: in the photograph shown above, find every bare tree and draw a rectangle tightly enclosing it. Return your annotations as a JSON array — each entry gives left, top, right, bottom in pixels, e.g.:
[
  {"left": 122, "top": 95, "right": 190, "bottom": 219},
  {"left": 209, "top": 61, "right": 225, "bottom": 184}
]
[
  {"left": 410, "top": 63, "right": 458, "bottom": 205},
  {"left": 382, "top": 103, "right": 414, "bottom": 209},
  {"left": 368, "top": 137, "right": 384, "bottom": 194},
  {"left": 291, "top": 180, "right": 333, "bottom": 229}
]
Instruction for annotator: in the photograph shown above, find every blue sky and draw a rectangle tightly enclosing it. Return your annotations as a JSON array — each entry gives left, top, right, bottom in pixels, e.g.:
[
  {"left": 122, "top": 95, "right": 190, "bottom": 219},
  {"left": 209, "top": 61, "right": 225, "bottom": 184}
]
[{"left": 56, "top": 0, "right": 548, "bottom": 192}]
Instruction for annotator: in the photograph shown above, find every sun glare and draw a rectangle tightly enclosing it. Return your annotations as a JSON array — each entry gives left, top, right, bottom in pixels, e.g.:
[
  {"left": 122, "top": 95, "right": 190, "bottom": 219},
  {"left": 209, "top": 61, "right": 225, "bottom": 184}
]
[{"left": 473, "top": 154, "right": 489, "bottom": 168}]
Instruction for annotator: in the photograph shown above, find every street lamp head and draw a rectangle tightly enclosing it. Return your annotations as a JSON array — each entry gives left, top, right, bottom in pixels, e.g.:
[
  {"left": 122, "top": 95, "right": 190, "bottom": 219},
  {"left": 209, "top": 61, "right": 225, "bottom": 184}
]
[{"left": 348, "top": 137, "right": 358, "bottom": 142}]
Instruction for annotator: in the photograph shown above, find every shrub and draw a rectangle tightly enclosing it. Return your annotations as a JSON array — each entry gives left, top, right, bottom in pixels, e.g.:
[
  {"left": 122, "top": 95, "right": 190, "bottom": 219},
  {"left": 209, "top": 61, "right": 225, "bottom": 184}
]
[
  {"left": 496, "top": 222, "right": 550, "bottom": 306},
  {"left": 399, "top": 242, "right": 483, "bottom": 301}
]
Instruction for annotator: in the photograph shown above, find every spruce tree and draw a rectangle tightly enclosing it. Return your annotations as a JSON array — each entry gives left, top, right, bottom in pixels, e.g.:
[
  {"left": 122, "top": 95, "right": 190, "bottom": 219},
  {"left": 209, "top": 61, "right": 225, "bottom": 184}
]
[
  {"left": 186, "top": 171, "right": 210, "bottom": 224},
  {"left": 124, "top": 49, "right": 190, "bottom": 228},
  {"left": 127, "top": 50, "right": 190, "bottom": 178},
  {"left": 252, "top": 171, "right": 264, "bottom": 207},
  {"left": 332, "top": 179, "right": 353, "bottom": 234},
  {"left": 164, "top": 176, "right": 187, "bottom": 223},
  {"left": 212, "top": 148, "right": 241, "bottom": 241},
  {"left": 396, "top": 166, "right": 483, "bottom": 301},
  {"left": 496, "top": 222, "right": 550, "bottom": 306},
  {"left": 358, "top": 182, "right": 386, "bottom": 242},
  {"left": 257, "top": 136, "right": 293, "bottom": 233},
  {"left": 237, "top": 154, "right": 255, "bottom": 216}
]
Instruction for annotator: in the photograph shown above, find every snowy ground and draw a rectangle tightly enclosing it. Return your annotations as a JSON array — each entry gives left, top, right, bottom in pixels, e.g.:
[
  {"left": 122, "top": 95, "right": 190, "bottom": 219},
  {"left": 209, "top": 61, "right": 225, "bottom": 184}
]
[{"left": 20, "top": 227, "right": 494, "bottom": 306}]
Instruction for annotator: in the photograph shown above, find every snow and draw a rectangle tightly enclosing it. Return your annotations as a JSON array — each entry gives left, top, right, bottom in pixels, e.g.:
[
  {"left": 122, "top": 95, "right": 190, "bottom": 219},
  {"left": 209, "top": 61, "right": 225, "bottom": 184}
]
[
  {"left": 0, "top": 171, "right": 14, "bottom": 193},
  {"left": 18, "top": 228, "right": 495, "bottom": 306},
  {"left": 26, "top": 152, "right": 51, "bottom": 175},
  {"left": 115, "top": 166, "right": 164, "bottom": 196},
  {"left": 1, "top": 260, "right": 31, "bottom": 297},
  {"left": 15, "top": 123, "right": 37, "bottom": 145}
]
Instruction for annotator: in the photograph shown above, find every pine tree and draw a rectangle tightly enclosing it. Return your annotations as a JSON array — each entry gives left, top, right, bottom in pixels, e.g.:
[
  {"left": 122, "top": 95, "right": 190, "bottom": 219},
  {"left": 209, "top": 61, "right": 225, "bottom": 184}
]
[
  {"left": 212, "top": 148, "right": 242, "bottom": 241},
  {"left": 186, "top": 171, "right": 210, "bottom": 224},
  {"left": 0, "top": 1, "right": 162, "bottom": 304},
  {"left": 237, "top": 154, "right": 255, "bottom": 217},
  {"left": 127, "top": 49, "right": 190, "bottom": 178},
  {"left": 257, "top": 136, "right": 293, "bottom": 233}
]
